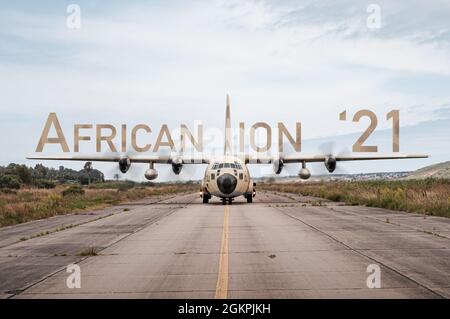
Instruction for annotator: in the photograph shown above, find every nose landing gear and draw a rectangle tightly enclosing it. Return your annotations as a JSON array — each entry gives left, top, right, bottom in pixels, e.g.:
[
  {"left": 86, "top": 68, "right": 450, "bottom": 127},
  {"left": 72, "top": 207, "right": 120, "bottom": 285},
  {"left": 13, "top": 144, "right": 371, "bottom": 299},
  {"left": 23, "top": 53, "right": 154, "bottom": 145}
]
[{"left": 222, "top": 198, "right": 233, "bottom": 205}]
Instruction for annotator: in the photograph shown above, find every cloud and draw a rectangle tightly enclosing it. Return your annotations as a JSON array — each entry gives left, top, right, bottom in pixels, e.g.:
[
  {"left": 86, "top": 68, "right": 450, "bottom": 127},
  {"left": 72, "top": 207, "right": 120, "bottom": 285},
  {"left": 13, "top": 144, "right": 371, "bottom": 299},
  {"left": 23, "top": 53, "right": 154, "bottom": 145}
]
[
  {"left": 249, "top": 0, "right": 450, "bottom": 44},
  {"left": 433, "top": 103, "right": 450, "bottom": 119}
]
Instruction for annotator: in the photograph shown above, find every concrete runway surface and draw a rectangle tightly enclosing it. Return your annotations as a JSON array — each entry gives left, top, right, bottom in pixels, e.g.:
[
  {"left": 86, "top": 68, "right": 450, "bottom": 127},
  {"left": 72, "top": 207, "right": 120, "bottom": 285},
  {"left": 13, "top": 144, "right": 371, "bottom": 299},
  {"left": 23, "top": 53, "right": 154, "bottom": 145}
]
[{"left": 0, "top": 191, "right": 449, "bottom": 299}]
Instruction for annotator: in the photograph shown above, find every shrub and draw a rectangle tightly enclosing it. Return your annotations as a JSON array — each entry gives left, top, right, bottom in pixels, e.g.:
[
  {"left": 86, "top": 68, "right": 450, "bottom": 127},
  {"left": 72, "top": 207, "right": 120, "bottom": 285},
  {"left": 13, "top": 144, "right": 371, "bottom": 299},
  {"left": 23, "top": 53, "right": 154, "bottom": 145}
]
[
  {"left": 118, "top": 184, "right": 131, "bottom": 192},
  {"left": 35, "top": 180, "right": 56, "bottom": 189},
  {"left": 326, "top": 193, "right": 342, "bottom": 202},
  {"left": 62, "top": 186, "right": 85, "bottom": 196},
  {"left": 1, "top": 188, "right": 18, "bottom": 195},
  {"left": 0, "top": 174, "right": 21, "bottom": 189},
  {"left": 38, "top": 193, "right": 62, "bottom": 211}
]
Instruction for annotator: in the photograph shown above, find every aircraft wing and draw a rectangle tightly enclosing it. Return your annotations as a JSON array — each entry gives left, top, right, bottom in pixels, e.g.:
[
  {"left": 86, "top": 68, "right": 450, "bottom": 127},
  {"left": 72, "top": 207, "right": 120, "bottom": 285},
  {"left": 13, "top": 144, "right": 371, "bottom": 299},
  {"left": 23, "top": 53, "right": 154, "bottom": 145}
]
[
  {"left": 27, "top": 153, "right": 428, "bottom": 164},
  {"left": 26, "top": 155, "right": 210, "bottom": 164},
  {"left": 243, "top": 153, "right": 428, "bottom": 164}
]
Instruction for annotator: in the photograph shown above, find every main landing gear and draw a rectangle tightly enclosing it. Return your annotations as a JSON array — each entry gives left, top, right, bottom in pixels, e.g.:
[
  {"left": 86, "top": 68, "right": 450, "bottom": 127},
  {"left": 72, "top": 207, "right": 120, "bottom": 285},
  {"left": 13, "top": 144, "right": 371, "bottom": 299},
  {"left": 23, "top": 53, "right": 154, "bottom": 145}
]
[
  {"left": 201, "top": 190, "right": 211, "bottom": 204},
  {"left": 244, "top": 190, "right": 255, "bottom": 203}
]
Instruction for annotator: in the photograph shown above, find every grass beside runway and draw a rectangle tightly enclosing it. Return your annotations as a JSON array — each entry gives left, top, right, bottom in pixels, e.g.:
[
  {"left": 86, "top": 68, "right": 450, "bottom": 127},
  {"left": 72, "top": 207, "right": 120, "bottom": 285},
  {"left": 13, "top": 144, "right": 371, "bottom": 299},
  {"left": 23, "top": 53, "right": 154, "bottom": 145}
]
[
  {"left": 260, "top": 179, "right": 450, "bottom": 218},
  {"left": 0, "top": 182, "right": 200, "bottom": 227}
]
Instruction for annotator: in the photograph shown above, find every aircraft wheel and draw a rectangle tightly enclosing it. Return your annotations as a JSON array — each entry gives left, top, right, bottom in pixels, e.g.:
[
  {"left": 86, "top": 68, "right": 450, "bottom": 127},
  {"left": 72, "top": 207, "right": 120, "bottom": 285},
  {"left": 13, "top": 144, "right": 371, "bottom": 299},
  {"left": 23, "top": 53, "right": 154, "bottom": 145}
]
[
  {"left": 246, "top": 195, "right": 253, "bottom": 203},
  {"left": 222, "top": 198, "right": 226, "bottom": 205},
  {"left": 202, "top": 196, "right": 209, "bottom": 204},
  {"left": 228, "top": 198, "right": 233, "bottom": 205}
]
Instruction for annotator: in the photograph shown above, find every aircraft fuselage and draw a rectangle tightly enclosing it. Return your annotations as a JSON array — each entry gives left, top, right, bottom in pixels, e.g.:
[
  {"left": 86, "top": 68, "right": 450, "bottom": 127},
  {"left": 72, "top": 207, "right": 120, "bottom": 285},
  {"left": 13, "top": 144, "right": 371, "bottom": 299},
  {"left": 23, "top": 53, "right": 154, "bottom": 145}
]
[{"left": 201, "top": 155, "right": 255, "bottom": 204}]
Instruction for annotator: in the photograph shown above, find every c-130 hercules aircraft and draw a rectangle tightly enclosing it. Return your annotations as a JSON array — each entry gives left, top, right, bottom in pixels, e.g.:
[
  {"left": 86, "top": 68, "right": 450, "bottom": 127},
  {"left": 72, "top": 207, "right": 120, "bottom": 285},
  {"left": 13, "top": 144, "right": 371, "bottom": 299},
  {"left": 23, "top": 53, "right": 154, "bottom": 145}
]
[{"left": 28, "top": 96, "right": 427, "bottom": 205}]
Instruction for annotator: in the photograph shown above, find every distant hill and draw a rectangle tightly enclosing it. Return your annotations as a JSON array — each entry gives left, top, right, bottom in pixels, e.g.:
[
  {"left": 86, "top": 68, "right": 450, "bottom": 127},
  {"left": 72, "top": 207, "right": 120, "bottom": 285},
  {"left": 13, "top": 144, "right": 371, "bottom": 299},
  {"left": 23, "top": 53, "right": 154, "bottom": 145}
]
[{"left": 406, "top": 161, "right": 450, "bottom": 179}]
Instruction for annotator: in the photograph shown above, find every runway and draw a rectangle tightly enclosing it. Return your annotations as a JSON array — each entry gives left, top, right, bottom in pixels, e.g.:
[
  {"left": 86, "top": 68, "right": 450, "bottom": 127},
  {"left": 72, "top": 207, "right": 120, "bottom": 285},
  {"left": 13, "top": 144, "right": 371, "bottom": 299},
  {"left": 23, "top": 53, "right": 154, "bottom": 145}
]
[{"left": 0, "top": 191, "right": 449, "bottom": 299}]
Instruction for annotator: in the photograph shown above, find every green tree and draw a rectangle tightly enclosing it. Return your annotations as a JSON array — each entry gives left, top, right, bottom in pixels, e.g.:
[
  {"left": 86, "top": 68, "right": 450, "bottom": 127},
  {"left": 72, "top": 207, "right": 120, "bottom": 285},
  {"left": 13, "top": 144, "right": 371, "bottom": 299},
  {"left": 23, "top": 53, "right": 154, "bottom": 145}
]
[
  {"left": 84, "top": 162, "right": 93, "bottom": 185},
  {"left": 0, "top": 174, "right": 21, "bottom": 189},
  {"left": 34, "top": 163, "right": 48, "bottom": 179},
  {"left": 15, "top": 165, "right": 32, "bottom": 184},
  {"left": 5, "top": 164, "right": 32, "bottom": 184}
]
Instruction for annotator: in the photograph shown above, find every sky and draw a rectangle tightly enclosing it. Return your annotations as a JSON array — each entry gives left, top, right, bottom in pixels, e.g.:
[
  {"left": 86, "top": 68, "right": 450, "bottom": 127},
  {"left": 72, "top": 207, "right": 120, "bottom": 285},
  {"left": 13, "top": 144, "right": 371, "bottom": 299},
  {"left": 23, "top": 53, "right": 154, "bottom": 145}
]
[{"left": 0, "top": 0, "right": 449, "bottom": 180}]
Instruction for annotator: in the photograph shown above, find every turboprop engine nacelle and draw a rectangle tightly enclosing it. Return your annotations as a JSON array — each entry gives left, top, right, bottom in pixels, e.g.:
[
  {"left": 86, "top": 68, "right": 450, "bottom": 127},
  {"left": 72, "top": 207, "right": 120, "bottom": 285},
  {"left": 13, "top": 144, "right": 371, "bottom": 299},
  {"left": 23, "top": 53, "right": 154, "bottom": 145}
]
[
  {"left": 325, "top": 156, "right": 337, "bottom": 173},
  {"left": 299, "top": 168, "right": 311, "bottom": 180},
  {"left": 273, "top": 158, "right": 284, "bottom": 174},
  {"left": 145, "top": 168, "right": 158, "bottom": 180},
  {"left": 118, "top": 156, "right": 131, "bottom": 173},
  {"left": 172, "top": 157, "right": 183, "bottom": 175}
]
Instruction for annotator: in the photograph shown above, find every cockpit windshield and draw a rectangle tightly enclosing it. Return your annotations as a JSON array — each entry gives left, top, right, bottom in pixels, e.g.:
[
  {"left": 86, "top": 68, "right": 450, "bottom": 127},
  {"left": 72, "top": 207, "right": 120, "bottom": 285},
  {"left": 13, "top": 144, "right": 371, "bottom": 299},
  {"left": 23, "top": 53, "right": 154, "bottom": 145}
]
[{"left": 212, "top": 162, "right": 243, "bottom": 170}]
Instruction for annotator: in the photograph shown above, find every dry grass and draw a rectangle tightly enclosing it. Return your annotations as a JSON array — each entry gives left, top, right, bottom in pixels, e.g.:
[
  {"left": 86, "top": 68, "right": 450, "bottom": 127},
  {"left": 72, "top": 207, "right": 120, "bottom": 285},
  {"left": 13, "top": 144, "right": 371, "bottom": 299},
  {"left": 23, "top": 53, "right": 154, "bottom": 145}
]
[
  {"left": 77, "top": 247, "right": 99, "bottom": 256},
  {"left": 260, "top": 179, "right": 450, "bottom": 218},
  {"left": 0, "top": 183, "right": 199, "bottom": 227}
]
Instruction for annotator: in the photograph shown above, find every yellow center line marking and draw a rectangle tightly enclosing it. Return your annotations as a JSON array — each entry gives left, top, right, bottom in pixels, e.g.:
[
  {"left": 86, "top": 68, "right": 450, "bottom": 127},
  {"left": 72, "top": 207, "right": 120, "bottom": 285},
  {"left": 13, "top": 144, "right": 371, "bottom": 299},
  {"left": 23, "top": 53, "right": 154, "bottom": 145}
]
[{"left": 215, "top": 205, "right": 229, "bottom": 299}]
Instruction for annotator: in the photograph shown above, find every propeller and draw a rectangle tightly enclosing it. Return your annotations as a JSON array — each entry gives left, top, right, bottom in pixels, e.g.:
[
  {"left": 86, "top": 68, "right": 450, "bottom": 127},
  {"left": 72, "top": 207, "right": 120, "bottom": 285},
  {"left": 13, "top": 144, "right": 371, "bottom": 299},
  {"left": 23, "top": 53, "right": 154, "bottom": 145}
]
[
  {"left": 103, "top": 150, "right": 144, "bottom": 181},
  {"left": 268, "top": 141, "right": 351, "bottom": 178},
  {"left": 278, "top": 142, "right": 300, "bottom": 176},
  {"left": 156, "top": 148, "right": 202, "bottom": 182},
  {"left": 312, "top": 141, "right": 350, "bottom": 176},
  {"left": 250, "top": 142, "right": 300, "bottom": 177}
]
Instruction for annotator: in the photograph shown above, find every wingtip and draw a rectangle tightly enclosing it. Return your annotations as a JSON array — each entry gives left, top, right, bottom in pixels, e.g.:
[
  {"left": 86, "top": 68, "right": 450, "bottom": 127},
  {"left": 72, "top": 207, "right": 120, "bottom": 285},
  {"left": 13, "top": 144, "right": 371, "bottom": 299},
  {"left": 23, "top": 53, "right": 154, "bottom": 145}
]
[{"left": 413, "top": 154, "right": 429, "bottom": 158}]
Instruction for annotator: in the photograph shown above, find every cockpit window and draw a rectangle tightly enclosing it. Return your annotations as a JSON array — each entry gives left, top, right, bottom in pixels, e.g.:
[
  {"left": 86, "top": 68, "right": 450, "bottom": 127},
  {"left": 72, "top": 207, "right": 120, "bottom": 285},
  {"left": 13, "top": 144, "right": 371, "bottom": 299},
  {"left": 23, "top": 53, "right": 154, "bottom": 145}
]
[{"left": 214, "top": 162, "right": 243, "bottom": 169}]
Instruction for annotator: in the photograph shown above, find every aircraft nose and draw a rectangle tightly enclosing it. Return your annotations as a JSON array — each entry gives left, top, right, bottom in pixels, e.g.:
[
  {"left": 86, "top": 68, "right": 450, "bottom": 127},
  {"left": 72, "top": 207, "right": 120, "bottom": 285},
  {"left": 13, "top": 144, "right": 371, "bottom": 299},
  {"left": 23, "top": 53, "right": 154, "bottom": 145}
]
[{"left": 217, "top": 173, "right": 237, "bottom": 195}]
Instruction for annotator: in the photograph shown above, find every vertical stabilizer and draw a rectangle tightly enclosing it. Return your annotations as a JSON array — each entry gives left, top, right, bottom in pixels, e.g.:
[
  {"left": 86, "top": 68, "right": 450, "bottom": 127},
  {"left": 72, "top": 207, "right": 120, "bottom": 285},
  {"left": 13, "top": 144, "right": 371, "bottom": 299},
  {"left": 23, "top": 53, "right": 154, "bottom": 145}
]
[{"left": 224, "top": 95, "right": 232, "bottom": 155}]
